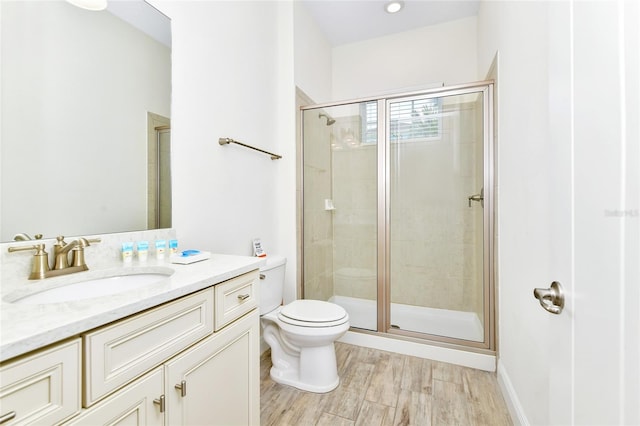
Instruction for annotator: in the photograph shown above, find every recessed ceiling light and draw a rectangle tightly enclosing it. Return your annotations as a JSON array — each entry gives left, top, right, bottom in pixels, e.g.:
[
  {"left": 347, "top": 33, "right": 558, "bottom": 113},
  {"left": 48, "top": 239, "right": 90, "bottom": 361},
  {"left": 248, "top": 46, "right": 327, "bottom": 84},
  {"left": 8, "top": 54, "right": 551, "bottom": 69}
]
[{"left": 385, "top": 1, "right": 404, "bottom": 14}]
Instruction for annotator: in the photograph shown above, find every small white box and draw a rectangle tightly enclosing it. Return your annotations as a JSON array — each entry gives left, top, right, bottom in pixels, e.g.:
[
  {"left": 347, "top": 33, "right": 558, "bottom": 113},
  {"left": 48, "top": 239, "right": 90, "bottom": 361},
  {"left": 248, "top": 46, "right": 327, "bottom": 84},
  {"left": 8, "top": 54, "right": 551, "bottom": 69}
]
[{"left": 170, "top": 250, "right": 211, "bottom": 264}]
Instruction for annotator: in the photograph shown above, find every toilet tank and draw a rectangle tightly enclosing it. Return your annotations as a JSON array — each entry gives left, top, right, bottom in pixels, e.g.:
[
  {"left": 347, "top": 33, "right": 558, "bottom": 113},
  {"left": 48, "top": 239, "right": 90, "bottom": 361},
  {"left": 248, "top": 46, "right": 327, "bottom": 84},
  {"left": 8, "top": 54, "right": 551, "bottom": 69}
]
[{"left": 259, "top": 256, "right": 286, "bottom": 314}]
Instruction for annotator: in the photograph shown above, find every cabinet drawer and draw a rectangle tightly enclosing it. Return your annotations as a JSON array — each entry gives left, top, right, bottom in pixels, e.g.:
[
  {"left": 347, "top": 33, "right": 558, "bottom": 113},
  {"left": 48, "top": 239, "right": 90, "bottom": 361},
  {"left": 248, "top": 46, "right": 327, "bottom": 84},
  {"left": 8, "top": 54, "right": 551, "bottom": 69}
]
[
  {"left": 0, "top": 338, "right": 81, "bottom": 425},
  {"left": 66, "top": 367, "right": 163, "bottom": 426},
  {"left": 83, "top": 288, "right": 214, "bottom": 406},
  {"left": 214, "top": 270, "right": 259, "bottom": 330}
]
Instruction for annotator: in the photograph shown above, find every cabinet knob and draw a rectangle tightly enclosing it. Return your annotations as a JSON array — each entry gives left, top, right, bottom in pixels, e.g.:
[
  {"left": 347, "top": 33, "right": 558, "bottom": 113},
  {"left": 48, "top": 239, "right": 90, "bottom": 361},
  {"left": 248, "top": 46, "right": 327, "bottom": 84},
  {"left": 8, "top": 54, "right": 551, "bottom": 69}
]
[
  {"left": 153, "top": 395, "right": 165, "bottom": 413},
  {"left": 0, "top": 411, "right": 16, "bottom": 424},
  {"left": 237, "top": 294, "right": 250, "bottom": 301},
  {"left": 175, "top": 380, "right": 187, "bottom": 397}
]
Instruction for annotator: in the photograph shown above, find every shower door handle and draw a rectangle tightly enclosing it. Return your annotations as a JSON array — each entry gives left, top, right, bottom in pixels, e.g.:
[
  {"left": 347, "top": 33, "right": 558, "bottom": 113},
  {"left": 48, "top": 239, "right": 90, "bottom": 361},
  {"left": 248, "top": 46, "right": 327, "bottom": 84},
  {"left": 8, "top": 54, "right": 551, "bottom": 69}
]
[
  {"left": 468, "top": 187, "right": 484, "bottom": 207},
  {"left": 533, "top": 281, "right": 565, "bottom": 314}
]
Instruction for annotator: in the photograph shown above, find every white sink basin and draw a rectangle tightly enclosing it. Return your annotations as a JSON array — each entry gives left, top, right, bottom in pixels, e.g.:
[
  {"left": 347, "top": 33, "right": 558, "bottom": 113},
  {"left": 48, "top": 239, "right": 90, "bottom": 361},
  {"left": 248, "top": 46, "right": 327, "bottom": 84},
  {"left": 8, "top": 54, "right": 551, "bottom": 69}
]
[{"left": 13, "top": 270, "right": 173, "bottom": 305}]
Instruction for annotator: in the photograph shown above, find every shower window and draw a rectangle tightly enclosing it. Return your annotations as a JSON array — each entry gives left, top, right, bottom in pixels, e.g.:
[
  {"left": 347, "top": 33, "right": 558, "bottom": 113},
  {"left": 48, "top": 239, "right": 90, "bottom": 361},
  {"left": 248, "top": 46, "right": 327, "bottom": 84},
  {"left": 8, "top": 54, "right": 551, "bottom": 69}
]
[
  {"left": 361, "top": 102, "right": 378, "bottom": 145},
  {"left": 389, "top": 97, "right": 441, "bottom": 142}
]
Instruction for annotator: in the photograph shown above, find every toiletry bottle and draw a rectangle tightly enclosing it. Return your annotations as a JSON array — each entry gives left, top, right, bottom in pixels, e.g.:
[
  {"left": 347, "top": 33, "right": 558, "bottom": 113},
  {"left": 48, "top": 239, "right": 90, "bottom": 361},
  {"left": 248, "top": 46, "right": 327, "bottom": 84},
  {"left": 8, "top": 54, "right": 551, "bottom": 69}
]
[
  {"left": 122, "top": 242, "right": 134, "bottom": 263},
  {"left": 169, "top": 239, "right": 178, "bottom": 256},
  {"left": 156, "top": 240, "right": 166, "bottom": 260},
  {"left": 137, "top": 241, "right": 149, "bottom": 262}
]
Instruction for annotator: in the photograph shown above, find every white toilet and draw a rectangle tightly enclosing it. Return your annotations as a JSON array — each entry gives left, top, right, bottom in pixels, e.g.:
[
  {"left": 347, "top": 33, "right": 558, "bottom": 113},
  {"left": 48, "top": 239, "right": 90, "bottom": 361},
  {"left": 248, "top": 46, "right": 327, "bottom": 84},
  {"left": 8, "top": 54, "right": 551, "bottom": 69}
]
[{"left": 259, "top": 256, "right": 350, "bottom": 393}]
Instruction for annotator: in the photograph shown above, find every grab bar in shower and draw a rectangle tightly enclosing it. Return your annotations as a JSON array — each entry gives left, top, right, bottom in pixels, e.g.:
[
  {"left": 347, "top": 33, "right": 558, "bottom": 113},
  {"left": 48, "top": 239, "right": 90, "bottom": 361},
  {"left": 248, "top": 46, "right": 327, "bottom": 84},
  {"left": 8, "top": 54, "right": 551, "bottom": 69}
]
[{"left": 218, "top": 137, "right": 282, "bottom": 160}]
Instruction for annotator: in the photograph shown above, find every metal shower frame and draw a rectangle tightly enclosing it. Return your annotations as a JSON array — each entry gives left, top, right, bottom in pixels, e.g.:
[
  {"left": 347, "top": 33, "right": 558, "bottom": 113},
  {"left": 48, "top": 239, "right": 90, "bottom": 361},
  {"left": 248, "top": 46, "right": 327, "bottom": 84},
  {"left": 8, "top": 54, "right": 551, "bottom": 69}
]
[{"left": 299, "top": 80, "right": 496, "bottom": 353}]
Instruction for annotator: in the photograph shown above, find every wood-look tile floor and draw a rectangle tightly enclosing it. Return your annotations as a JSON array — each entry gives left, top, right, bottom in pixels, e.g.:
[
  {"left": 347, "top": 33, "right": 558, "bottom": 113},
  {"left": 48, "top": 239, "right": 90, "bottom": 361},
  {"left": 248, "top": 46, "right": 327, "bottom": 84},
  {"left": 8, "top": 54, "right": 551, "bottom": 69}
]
[{"left": 261, "top": 342, "right": 513, "bottom": 426}]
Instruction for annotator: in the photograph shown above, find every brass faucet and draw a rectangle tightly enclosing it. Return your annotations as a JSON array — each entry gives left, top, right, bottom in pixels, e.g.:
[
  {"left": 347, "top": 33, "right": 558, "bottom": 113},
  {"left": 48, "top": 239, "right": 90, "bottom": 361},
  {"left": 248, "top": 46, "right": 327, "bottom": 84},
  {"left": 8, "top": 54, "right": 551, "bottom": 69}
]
[
  {"left": 8, "top": 236, "right": 101, "bottom": 280},
  {"left": 53, "top": 237, "right": 91, "bottom": 270}
]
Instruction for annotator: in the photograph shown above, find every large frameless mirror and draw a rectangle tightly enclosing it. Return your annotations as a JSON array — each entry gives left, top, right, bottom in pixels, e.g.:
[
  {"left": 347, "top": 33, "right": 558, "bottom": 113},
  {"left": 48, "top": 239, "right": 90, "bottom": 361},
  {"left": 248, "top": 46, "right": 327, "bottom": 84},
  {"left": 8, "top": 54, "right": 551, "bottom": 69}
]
[{"left": 1, "top": 0, "right": 171, "bottom": 242}]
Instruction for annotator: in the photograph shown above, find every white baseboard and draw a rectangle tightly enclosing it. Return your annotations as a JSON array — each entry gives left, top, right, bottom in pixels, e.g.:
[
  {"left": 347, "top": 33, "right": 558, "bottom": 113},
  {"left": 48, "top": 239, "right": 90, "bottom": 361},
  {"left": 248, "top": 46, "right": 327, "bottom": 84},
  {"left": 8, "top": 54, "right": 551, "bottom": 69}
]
[
  {"left": 497, "top": 360, "right": 528, "bottom": 425},
  {"left": 338, "top": 330, "right": 496, "bottom": 372}
]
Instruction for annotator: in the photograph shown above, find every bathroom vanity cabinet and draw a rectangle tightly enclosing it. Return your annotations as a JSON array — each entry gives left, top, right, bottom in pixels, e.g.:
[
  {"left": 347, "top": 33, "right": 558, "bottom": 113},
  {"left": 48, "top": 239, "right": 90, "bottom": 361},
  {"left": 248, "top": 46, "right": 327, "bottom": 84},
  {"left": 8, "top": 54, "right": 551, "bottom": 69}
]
[{"left": 0, "top": 269, "right": 260, "bottom": 426}]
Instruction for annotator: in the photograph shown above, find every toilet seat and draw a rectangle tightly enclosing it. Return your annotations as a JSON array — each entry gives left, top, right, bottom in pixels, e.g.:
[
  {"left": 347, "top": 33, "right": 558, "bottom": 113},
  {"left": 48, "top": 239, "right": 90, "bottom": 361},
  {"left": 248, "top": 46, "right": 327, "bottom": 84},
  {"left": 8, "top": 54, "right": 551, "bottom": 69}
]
[{"left": 278, "top": 300, "right": 348, "bottom": 328}]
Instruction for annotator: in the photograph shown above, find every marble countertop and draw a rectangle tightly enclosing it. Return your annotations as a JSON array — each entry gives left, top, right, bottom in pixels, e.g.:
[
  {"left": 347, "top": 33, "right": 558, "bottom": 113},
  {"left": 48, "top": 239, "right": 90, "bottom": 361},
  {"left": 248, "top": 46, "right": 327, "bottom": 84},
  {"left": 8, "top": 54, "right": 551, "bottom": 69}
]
[{"left": 0, "top": 254, "right": 263, "bottom": 363}]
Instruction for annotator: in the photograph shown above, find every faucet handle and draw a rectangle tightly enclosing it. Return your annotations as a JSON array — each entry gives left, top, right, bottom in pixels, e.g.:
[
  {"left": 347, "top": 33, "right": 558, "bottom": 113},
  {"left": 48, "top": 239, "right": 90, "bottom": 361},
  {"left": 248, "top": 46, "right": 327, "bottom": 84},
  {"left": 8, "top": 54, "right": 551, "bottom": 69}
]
[
  {"left": 70, "top": 244, "right": 87, "bottom": 268},
  {"left": 69, "top": 237, "right": 100, "bottom": 269},
  {"left": 7, "top": 244, "right": 40, "bottom": 253},
  {"left": 7, "top": 244, "right": 51, "bottom": 279},
  {"left": 30, "top": 244, "right": 51, "bottom": 279}
]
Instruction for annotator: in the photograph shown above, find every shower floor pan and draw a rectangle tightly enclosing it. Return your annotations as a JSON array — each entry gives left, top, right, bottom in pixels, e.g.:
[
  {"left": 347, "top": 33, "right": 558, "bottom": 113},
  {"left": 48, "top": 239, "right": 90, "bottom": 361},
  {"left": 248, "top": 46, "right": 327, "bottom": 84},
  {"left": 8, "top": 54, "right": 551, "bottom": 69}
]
[{"left": 330, "top": 295, "right": 483, "bottom": 342}]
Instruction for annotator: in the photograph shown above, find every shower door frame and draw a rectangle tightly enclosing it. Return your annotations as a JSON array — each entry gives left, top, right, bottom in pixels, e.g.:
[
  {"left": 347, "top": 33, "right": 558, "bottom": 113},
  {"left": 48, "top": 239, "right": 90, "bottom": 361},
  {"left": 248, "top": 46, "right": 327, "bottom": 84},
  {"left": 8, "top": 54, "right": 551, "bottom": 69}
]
[
  {"left": 300, "top": 80, "right": 495, "bottom": 353},
  {"left": 379, "top": 82, "right": 495, "bottom": 351}
]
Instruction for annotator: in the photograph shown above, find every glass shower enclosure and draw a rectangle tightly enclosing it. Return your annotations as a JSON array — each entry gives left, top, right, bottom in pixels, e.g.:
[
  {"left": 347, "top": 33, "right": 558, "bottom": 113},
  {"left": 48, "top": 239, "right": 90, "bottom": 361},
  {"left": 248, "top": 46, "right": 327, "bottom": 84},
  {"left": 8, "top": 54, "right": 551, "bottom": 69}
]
[{"left": 301, "top": 82, "right": 494, "bottom": 350}]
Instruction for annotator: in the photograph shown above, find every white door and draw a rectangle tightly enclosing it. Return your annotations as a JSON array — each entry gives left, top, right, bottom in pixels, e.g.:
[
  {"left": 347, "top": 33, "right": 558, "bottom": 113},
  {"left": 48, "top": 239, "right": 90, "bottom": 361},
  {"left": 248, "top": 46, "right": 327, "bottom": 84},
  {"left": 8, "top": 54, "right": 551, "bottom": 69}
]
[
  {"left": 570, "top": 1, "right": 639, "bottom": 424},
  {"left": 540, "top": 1, "right": 639, "bottom": 424}
]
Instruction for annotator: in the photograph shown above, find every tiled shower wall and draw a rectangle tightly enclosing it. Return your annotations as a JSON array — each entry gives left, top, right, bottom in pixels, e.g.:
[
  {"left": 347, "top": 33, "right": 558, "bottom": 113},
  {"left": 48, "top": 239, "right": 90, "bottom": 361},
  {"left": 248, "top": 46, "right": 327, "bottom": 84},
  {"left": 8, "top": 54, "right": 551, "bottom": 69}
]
[
  {"left": 332, "top": 140, "right": 378, "bottom": 300},
  {"left": 302, "top": 113, "right": 335, "bottom": 301}
]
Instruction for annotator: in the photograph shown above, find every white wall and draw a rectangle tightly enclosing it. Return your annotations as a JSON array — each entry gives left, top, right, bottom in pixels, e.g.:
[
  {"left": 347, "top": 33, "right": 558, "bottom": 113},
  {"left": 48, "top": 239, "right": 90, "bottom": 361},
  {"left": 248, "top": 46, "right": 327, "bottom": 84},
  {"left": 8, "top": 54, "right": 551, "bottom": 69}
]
[
  {"left": 151, "top": 1, "right": 298, "bottom": 301},
  {"left": 293, "top": 2, "right": 332, "bottom": 104},
  {"left": 332, "top": 16, "right": 478, "bottom": 100},
  {"left": 476, "top": 2, "right": 554, "bottom": 424}
]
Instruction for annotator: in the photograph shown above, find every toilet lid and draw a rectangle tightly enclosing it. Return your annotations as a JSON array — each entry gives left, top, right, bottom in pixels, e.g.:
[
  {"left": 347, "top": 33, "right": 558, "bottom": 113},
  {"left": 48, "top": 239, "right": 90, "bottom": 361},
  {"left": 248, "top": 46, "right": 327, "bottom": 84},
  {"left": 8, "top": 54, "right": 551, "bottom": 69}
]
[{"left": 279, "top": 300, "right": 347, "bottom": 324}]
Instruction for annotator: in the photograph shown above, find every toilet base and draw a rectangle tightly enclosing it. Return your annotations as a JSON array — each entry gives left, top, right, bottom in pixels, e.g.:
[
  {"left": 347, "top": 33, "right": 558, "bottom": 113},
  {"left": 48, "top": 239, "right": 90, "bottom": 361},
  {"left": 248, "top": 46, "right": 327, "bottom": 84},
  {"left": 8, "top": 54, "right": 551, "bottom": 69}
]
[
  {"left": 269, "top": 343, "right": 340, "bottom": 393},
  {"left": 262, "top": 316, "right": 347, "bottom": 393},
  {"left": 270, "top": 366, "right": 339, "bottom": 393}
]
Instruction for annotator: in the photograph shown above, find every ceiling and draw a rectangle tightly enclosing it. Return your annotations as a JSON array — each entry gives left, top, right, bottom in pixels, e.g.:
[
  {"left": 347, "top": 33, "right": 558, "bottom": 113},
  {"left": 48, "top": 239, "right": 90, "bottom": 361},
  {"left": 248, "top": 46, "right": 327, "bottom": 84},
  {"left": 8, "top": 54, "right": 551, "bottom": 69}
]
[
  {"left": 300, "top": 0, "right": 480, "bottom": 46},
  {"left": 104, "top": 0, "right": 479, "bottom": 50},
  {"left": 107, "top": 0, "right": 171, "bottom": 47}
]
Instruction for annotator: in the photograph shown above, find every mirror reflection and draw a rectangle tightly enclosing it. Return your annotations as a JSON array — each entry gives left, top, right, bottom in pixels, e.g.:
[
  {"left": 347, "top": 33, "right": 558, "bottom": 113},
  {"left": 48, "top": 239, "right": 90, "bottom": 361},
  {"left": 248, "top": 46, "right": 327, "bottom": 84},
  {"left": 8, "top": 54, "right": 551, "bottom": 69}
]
[{"left": 0, "top": 0, "right": 171, "bottom": 242}]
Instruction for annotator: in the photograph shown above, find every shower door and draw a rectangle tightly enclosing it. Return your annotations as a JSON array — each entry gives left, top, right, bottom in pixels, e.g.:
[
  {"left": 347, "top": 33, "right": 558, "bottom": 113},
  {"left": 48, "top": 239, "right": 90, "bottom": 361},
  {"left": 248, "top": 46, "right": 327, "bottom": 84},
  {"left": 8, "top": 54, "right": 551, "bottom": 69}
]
[
  {"left": 302, "top": 101, "right": 380, "bottom": 331},
  {"left": 385, "top": 85, "right": 492, "bottom": 345},
  {"left": 301, "top": 82, "right": 494, "bottom": 349}
]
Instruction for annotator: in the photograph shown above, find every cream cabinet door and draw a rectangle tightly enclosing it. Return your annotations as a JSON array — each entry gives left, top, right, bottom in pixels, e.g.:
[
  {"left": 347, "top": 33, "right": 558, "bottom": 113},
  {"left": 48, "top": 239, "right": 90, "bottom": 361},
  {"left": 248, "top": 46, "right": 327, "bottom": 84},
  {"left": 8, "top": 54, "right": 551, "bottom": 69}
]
[
  {"left": 0, "top": 339, "right": 81, "bottom": 425},
  {"left": 164, "top": 310, "right": 260, "bottom": 426},
  {"left": 66, "top": 367, "right": 164, "bottom": 426}
]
